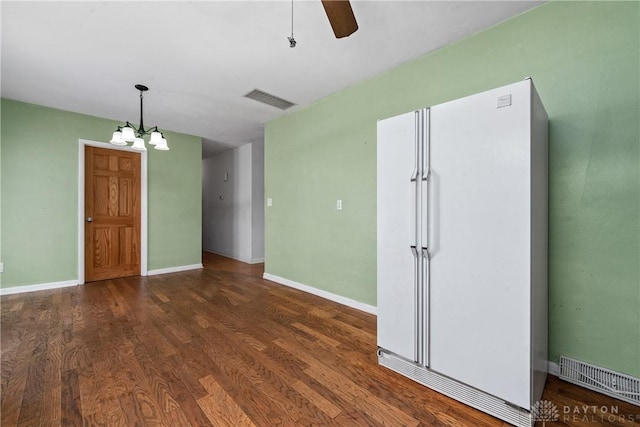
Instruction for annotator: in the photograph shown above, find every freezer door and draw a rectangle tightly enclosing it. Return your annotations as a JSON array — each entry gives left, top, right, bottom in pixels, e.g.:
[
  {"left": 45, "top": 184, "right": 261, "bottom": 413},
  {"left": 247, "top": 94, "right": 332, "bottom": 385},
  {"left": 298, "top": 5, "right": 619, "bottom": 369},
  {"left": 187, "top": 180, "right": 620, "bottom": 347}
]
[
  {"left": 377, "top": 111, "right": 420, "bottom": 362},
  {"left": 427, "top": 80, "right": 532, "bottom": 408}
]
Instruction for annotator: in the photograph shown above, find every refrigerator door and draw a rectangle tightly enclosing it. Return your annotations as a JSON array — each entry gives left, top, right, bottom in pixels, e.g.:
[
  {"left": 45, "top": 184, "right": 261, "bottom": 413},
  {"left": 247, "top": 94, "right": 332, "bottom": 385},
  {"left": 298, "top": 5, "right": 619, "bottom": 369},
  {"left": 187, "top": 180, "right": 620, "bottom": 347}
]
[
  {"left": 427, "top": 80, "right": 532, "bottom": 408},
  {"left": 377, "top": 111, "right": 420, "bottom": 362}
]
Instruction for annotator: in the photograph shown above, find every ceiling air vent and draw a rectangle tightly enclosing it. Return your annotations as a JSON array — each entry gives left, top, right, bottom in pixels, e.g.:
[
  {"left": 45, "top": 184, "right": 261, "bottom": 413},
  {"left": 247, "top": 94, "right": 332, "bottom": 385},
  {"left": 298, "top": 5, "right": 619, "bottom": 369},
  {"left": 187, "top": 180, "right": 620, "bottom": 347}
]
[{"left": 244, "top": 89, "right": 296, "bottom": 110}]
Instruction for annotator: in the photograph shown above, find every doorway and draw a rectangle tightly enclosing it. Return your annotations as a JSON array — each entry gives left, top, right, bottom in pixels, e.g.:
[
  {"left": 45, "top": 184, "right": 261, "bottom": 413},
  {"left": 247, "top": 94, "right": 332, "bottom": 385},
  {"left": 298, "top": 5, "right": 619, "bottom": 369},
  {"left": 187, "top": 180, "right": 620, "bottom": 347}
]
[{"left": 78, "top": 140, "right": 148, "bottom": 284}]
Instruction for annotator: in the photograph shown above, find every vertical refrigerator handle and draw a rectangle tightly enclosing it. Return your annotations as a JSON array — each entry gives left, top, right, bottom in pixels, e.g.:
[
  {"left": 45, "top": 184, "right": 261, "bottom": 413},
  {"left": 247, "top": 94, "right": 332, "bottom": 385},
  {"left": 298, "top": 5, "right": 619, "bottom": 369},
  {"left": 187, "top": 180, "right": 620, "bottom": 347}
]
[
  {"left": 410, "top": 111, "right": 420, "bottom": 182},
  {"left": 421, "top": 108, "right": 431, "bottom": 253},
  {"left": 410, "top": 245, "right": 419, "bottom": 363},
  {"left": 413, "top": 110, "right": 422, "bottom": 364},
  {"left": 421, "top": 246, "right": 430, "bottom": 367},
  {"left": 421, "top": 108, "right": 431, "bottom": 368},
  {"left": 422, "top": 108, "right": 431, "bottom": 182}
]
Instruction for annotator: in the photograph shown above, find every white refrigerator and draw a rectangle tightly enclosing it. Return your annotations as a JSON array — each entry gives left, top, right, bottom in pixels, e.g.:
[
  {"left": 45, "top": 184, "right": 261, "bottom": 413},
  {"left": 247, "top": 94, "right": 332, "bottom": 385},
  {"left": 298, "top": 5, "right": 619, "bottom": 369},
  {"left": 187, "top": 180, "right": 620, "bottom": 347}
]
[{"left": 377, "top": 79, "right": 548, "bottom": 427}]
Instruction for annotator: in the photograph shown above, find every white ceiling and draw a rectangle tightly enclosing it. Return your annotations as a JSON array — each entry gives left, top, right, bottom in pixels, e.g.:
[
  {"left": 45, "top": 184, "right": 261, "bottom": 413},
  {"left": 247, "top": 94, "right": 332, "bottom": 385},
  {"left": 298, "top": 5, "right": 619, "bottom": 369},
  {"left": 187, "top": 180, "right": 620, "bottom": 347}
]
[{"left": 1, "top": 1, "right": 542, "bottom": 157}]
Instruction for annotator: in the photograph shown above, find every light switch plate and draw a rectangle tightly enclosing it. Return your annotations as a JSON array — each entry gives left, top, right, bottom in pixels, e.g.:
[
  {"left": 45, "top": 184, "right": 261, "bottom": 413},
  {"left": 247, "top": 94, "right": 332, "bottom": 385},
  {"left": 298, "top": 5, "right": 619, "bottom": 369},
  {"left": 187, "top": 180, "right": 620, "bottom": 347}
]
[
  {"left": 267, "top": 198, "right": 273, "bottom": 207},
  {"left": 337, "top": 200, "right": 343, "bottom": 210},
  {"left": 497, "top": 94, "right": 512, "bottom": 108}
]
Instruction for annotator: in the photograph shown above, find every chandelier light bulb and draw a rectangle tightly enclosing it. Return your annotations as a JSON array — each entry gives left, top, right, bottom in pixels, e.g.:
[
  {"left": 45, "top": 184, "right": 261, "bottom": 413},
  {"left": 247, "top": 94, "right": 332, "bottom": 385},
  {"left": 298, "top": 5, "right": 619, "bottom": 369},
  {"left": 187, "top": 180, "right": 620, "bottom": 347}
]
[
  {"left": 154, "top": 138, "right": 170, "bottom": 151},
  {"left": 110, "top": 131, "right": 127, "bottom": 146},
  {"left": 121, "top": 126, "right": 136, "bottom": 142},
  {"left": 149, "top": 131, "right": 162, "bottom": 145},
  {"left": 131, "top": 137, "right": 146, "bottom": 151}
]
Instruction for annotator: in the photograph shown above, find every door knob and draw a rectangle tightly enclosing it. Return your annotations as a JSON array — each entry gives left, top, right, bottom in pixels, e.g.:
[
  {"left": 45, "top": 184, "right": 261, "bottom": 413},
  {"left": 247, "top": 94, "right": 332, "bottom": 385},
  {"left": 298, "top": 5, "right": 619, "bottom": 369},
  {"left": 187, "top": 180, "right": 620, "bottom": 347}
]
[{"left": 86, "top": 217, "right": 93, "bottom": 223}]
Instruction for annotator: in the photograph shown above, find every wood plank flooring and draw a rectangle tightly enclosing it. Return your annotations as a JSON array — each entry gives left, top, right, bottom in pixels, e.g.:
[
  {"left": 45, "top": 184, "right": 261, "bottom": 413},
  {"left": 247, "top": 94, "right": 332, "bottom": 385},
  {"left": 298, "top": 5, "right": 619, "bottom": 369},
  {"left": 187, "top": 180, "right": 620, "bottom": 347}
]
[{"left": 1, "top": 252, "right": 638, "bottom": 426}]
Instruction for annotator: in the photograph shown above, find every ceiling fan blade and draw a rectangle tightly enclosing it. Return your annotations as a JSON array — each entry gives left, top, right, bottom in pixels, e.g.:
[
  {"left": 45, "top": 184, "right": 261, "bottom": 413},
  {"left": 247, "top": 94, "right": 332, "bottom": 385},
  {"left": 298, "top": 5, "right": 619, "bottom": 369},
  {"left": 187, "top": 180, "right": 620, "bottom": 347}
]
[{"left": 321, "top": 0, "right": 358, "bottom": 39}]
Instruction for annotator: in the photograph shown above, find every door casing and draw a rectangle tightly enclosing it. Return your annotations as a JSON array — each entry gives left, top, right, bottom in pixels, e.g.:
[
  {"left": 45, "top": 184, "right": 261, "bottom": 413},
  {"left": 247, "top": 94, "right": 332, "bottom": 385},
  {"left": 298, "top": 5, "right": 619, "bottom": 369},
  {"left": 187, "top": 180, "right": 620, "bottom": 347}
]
[{"left": 78, "top": 139, "right": 148, "bottom": 284}]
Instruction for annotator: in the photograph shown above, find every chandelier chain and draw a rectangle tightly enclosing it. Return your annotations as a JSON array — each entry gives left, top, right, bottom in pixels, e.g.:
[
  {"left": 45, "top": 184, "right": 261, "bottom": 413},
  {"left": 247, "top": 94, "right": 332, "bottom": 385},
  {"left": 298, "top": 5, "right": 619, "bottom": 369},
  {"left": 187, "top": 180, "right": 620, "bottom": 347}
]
[{"left": 288, "top": 0, "right": 296, "bottom": 47}]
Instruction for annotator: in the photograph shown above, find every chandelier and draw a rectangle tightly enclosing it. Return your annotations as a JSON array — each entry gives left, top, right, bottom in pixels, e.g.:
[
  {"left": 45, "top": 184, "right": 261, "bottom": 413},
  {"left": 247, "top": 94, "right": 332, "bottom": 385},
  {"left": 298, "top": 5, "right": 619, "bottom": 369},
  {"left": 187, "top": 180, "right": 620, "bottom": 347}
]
[{"left": 109, "top": 84, "right": 169, "bottom": 151}]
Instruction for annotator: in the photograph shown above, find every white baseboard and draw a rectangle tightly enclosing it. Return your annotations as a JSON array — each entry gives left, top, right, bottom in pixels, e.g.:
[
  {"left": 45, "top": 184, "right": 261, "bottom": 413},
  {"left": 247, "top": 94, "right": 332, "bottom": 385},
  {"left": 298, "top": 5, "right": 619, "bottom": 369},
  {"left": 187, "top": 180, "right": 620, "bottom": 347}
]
[
  {"left": 0, "top": 279, "right": 79, "bottom": 296},
  {"left": 262, "top": 273, "right": 377, "bottom": 315},
  {"left": 548, "top": 360, "right": 559, "bottom": 376},
  {"left": 147, "top": 264, "right": 203, "bottom": 276},
  {"left": 203, "top": 250, "right": 264, "bottom": 265}
]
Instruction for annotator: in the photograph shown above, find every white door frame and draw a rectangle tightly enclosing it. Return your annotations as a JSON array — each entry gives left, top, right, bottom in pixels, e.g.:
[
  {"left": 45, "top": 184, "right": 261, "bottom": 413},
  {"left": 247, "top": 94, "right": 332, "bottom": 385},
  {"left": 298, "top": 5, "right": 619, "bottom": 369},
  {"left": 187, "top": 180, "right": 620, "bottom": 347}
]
[{"left": 78, "top": 139, "right": 148, "bottom": 284}]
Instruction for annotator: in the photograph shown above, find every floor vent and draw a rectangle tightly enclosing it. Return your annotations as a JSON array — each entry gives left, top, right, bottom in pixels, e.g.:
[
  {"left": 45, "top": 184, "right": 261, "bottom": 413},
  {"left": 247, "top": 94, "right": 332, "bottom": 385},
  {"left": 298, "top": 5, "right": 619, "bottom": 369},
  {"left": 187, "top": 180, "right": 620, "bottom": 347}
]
[
  {"left": 244, "top": 89, "right": 296, "bottom": 110},
  {"left": 559, "top": 356, "right": 640, "bottom": 406}
]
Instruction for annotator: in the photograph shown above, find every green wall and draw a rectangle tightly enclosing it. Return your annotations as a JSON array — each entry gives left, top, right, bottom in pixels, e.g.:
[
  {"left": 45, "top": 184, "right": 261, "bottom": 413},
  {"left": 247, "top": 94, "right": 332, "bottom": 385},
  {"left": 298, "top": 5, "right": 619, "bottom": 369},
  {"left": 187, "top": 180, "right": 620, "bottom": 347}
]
[
  {"left": 1, "top": 99, "right": 202, "bottom": 287},
  {"left": 265, "top": 2, "right": 640, "bottom": 376}
]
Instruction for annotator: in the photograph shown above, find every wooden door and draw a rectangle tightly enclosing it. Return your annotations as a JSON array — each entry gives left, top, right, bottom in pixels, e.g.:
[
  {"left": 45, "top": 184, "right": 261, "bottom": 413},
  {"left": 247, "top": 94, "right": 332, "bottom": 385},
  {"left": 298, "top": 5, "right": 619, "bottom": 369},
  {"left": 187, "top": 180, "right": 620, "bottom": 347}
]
[{"left": 85, "top": 146, "right": 141, "bottom": 282}]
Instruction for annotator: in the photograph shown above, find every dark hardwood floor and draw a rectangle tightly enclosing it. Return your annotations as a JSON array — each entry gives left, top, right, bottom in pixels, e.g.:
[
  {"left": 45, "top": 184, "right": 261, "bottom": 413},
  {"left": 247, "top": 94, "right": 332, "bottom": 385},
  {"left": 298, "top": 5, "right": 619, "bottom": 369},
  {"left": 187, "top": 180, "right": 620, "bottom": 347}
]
[{"left": 1, "top": 252, "right": 638, "bottom": 426}]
